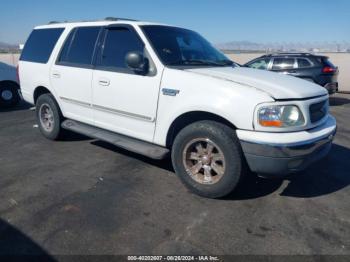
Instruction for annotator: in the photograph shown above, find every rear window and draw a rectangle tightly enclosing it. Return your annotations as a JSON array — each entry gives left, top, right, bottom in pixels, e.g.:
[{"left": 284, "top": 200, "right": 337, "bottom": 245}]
[
  {"left": 58, "top": 27, "right": 101, "bottom": 66},
  {"left": 20, "top": 28, "right": 64, "bottom": 63},
  {"left": 322, "top": 58, "right": 336, "bottom": 68},
  {"left": 297, "top": 58, "right": 312, "bottom": 68}
]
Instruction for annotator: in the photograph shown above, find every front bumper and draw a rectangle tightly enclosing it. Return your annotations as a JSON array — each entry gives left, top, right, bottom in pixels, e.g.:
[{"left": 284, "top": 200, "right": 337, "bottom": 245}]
[{"left": 237, "top": 115, "right": 337, "bottom": 177}]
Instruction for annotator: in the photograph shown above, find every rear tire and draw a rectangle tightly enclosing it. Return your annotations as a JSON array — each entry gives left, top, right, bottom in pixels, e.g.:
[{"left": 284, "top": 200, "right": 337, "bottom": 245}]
[
  {"left": 0, "top": 82, "right": 20, "bottom": 108},
  {"left": 171, "top": 120, "right": 245, "bottom": 198},
  {"left": 36, "top": 93, "right": 64, "bottom": 140}
]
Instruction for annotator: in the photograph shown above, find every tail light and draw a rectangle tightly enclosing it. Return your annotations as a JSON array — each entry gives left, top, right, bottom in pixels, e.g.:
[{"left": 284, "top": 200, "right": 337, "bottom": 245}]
[
  {"left": 16, "top": 65, "right": 20, "bottom": 84},
  {"left": 322, "top": 66, "right": 335, "bottom": 73}
]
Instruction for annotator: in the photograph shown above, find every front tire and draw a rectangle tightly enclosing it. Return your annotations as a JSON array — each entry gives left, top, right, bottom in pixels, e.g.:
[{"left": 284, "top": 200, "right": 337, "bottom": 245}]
[
  {"left": 36, "top": 94, "right": 64, "bottom": 140},
  {"left": 171, "top": 120, "right": 245, "bottom": 198},
  {"left": 0, "top": 82, "right": 21, "bottom": 108}
]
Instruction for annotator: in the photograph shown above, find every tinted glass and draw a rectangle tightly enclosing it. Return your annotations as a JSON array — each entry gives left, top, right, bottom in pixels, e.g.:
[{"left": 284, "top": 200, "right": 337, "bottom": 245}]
[
  {"left": 99, "top": 28, "right": 144, "bottom": 68},
  {"left": 59, "top": 27, "right": 100, "bottom": 65},
  {"left": 272, "top": 58, "right": 295, "bottom": 70},
  {"left": 247, "top": 58, "right": 270, "bottom": 70},
  {"left": 142, "top": 25, "right": 234, "bottom": 67},
  {"left": 20, "top": 28, "right": 64, "bottom": 63},
  {"left": 297, "top": 58, "right": 312, "bottom": 68},
  {"left": 322, "top": 58, "right": 336, "bottom": 68}
]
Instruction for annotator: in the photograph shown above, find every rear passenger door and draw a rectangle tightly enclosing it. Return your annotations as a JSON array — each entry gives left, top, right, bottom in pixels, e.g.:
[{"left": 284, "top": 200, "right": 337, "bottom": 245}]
[
  {"left": 50, "top": 26, "right": 101, "bottom": 125},
  {"left": 91, "top": 25, "right": 162, "bottom": 142},
  {"left": 295, "top": 58, "right": 317, "bottom": 82}
]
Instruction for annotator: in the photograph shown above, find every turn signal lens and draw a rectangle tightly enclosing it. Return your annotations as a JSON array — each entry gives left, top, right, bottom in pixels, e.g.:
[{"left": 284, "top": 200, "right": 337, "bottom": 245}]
[{"left": 259, "top": 120, "right": 282, "bottom": 127}]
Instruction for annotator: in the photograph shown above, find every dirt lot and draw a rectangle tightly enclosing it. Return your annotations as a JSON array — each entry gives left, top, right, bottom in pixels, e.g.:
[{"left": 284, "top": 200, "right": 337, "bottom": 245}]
[{"left": 0, "top": 94, "right": 349, "bottom": 258}]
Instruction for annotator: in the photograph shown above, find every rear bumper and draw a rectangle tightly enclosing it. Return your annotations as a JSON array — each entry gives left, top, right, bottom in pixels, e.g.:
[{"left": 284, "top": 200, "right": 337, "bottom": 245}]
[
  {"left": 324, "top": 82, "right": 338, "bottom": 94},
  {"left": 238, "top": 115, "right": 337, "bottom": 177}
]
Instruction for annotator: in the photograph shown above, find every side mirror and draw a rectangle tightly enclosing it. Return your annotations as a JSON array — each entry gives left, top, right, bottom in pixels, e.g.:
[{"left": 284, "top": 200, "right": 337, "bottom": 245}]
[{"left": 125, "top": 51, "right": 148, "bottom": 74}]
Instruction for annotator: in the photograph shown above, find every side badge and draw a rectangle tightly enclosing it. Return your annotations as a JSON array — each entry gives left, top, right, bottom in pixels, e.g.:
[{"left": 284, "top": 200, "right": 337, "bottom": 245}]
[{"left": 162, "top": 88, "right": 180, "bottom": 96}]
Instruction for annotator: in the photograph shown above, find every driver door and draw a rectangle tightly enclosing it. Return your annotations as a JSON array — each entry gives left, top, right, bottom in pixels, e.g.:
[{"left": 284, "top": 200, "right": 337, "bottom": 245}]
[{"left": 92, "top": 25, "right": 162, "bottom": 142}]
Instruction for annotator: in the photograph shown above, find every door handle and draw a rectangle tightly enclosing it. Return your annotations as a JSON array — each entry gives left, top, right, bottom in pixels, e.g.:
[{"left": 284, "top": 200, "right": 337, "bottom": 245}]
[
  {"left": 98, "top": 78, "right": 110, "bottom": 86},
  {"left": 52, "top": 72, "right": 61, "bottom": 78}
]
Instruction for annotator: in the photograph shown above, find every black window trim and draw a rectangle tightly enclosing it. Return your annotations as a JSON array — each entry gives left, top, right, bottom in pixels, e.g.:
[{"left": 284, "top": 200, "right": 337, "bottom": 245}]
[
  {"left": 94, "top": 24, "right": 157, "bottom": 76},
  {"left": 55, "top": 26, "right": 103, "bottom": 69}
]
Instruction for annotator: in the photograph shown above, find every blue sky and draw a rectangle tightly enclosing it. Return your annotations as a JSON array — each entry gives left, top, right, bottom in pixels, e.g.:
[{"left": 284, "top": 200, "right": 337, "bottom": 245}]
[{"left": 1, "top": 0, "right": 349, "bottom": 44}]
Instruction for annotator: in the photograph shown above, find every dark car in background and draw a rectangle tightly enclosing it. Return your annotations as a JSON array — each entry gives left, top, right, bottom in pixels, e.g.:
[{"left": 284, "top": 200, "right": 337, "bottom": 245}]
[{"left": 244, "top": 53, "right": 339, "bottom": 94}]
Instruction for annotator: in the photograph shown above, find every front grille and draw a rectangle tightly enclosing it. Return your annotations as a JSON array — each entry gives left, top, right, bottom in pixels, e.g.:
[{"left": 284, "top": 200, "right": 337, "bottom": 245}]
[{"left": 309, "top": 100, "right": 328, "bottom": 123}]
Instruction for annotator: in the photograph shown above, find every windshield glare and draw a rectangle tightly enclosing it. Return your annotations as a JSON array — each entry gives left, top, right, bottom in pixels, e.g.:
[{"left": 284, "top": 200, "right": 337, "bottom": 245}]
[{"left": 142, "top": 25, "right": 234, "bottom": 67}]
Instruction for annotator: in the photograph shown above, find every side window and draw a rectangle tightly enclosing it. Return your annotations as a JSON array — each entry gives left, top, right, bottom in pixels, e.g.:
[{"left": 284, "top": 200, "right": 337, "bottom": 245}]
[
  {"left": 97, "top": 27, "right": 144, "bottom": 70},
  {"left": 297, "top": 58, "right": 312, "bottom": 68},
  {"left": 272, "top": 58, "right": 295, "bottom": 70},
  {"left": 20, "top": 28, "right": 64, "bottom": 63},
  {"left": 58, "top": 27, "right": 101, "bottom": 66},
  {"left": 247, "top": 58, "right": 270, "bottom": 70}
]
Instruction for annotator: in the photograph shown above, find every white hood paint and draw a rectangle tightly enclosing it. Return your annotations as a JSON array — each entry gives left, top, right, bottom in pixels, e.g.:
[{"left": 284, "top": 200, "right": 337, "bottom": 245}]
[{"left": 185, "top": 67, "right": 327, "bottom": 99}]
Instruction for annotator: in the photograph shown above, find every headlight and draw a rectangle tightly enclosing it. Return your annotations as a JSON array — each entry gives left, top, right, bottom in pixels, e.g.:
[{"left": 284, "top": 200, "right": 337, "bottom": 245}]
[{"left": 258, "top": 105, "right": 305, "bottom": 127}]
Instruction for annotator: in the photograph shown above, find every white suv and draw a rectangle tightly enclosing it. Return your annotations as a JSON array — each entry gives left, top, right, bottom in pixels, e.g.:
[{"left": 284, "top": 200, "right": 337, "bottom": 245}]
[{"left": 19, "top": 18, "right": 336, "bottom": 198}]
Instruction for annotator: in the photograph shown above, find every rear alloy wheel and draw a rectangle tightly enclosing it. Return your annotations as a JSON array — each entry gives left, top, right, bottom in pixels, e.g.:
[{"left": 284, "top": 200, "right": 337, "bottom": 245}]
[
  {"left": 0, "top": 82, "right": 21, "bottom": 108},
  {"left": 39, "top": 103, "right": 55, "bottom": 133},
  {"left": 172, "top": 120, "right": 245, "bottom": 198},
  {"left": 36, "top": 93, "right": 64, "bottom": 140}
]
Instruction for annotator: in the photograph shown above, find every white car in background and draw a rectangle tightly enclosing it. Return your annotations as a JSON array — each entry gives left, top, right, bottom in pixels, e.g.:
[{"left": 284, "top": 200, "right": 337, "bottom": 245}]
[
  {"left": 0, "top": 61, "right": 20, "bottom": 107},
  {"left": 19, "top": 18, "right": 337, "bottom": 198}
]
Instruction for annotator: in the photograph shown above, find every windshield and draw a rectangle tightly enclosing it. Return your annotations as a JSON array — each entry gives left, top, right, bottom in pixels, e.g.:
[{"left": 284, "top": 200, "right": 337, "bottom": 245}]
[{"left": 142, "top": 25, "right": 235, "bottom": 67}]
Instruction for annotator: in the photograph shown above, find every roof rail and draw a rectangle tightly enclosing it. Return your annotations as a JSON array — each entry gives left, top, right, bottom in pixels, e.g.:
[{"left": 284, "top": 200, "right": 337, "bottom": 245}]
[
  {"left": 47, "top": 17, "right": 138, "bottom": 25},
  {"left": 266, "top": 52, "right": 314, "bottom": 56},
  {"left": 104, "top": 17, "right": 138, "bottom": 21},
  {"left": 48, "top": 21, "right": 61, "bottom": 24}
]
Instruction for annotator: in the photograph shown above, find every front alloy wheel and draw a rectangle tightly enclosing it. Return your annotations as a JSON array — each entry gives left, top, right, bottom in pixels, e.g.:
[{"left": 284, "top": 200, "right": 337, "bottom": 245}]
[
  {"left": 183, "top": 138, "right": 225, "bottom": 185},
  {"left": 172, "top": 120, "right": 245, "bottom": 198}
]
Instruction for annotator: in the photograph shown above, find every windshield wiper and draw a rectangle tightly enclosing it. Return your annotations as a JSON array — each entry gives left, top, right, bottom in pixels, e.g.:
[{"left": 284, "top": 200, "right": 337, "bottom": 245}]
[
  {"left": 168, "top": 59, "right": 229, "bottom": 66},
  {"left": 217, "top": 60, "right": 235, "bottom": 66}
]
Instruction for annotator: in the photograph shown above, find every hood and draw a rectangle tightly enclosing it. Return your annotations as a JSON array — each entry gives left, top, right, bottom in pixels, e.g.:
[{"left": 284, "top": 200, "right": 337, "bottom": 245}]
[{"left": 185, "top": 67, "right": 327, "bottom": 99}]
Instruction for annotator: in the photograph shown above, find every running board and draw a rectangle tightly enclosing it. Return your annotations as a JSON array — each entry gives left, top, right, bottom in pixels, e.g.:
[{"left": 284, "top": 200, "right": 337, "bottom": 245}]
[{"left": 61, "top": 120, "right": 169, "bottom": 159}]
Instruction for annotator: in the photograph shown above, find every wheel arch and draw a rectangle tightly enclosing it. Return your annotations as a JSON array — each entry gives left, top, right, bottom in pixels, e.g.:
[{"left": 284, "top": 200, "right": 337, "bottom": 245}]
[
  {"left": 33, "top": 86, "right": 52, "bottom": 104},
  {"left": 165, "top": 111, "right": 237, "bottom": 148}
]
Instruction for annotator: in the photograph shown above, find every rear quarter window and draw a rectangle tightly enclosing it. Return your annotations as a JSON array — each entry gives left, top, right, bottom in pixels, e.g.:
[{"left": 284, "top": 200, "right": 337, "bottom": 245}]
[{"left": 20, "top": 28, "right": 64, "bottom": 63}]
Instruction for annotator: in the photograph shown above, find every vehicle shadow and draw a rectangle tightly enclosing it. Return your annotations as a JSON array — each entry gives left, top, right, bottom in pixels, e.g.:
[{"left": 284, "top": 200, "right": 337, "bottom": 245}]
[
  {"left": 91, "top": 140, "right": 174, "bottom": 172},
  {"left": 60, "top": 131, "right": 92, "bottom": 142},
  {"left": 226, "top": 143, "right": 350, "bottom": 200},
  {"left": 92, "top": 141, "right": 350, "bottom": 200},
  {"left": 280, "top": 143, "right": 350, "bottom": 198},
  {"left": 0, "top": 100, "right": 32, "bottom": 112},
  {"left": 329, "top": 95, "right": 350, "bottom": 106},
  {"left": 0, "top": 218, "right": 56, "bottom": 260}
]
